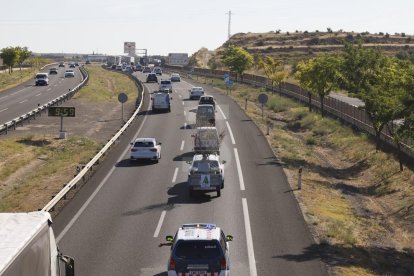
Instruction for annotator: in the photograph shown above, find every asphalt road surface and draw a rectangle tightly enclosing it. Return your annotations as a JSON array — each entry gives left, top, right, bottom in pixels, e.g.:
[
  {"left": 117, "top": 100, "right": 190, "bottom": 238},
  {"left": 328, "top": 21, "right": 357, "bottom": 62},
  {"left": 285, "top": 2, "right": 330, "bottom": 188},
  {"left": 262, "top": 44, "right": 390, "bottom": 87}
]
[
  {"left": 0, "top": 65, "right": 83, "bottom": 125},
  {"left": 54, "top": 71, "right": 327, "bottom": 276}
]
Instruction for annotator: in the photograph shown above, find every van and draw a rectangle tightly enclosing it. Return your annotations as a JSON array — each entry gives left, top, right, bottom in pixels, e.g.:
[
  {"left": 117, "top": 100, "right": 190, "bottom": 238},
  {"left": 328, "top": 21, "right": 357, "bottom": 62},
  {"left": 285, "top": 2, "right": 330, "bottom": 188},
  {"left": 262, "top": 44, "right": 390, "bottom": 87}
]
[
  {"left": 159, "top": 79, "right": 172, "bottom": 93},
  {"left": 152, "top": 91, "right": 172, "bottom": 112}
]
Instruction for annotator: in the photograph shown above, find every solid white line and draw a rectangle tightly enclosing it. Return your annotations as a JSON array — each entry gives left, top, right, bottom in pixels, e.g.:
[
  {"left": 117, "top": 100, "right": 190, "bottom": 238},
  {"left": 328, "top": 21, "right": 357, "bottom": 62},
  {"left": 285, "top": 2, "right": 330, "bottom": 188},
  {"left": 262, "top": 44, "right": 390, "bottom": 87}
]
[
  {"left": 180, "top": 140, "right": 185, "bottom": 151},
  {"left": 35, "top": 93, "right": 41, "bottom": 96},
  {"left": 242, "top": 198, "right": 258, "bottom": 276},
  {"left": 226, "top": 121, "right": 236, "bottom": 145},
  {"left": 56, "top": 92, "right": 151, "bottom": 243},
  {"left": 172, "top": 167, "right": 179, "bottom": 183},
  {"left": 0, "top": 108, "right": 8, "bottom": 113},
  {"left": 182, "top": 102, "right": 184, "bottom": 106},
  {"left": 184, "top": 122, "right": 187, "bottom": 129},
  {"left": 217, "top": 105, "right": 227, "bottom": 120},
  {"left": 234, "top": 148, "right": 245, "bottom": 191},
  {"left": 153, "top": 211, "right": 167, "bottom": 238},
  {"left": 19, "top": 100, "right": 28, "bottom": 104}
]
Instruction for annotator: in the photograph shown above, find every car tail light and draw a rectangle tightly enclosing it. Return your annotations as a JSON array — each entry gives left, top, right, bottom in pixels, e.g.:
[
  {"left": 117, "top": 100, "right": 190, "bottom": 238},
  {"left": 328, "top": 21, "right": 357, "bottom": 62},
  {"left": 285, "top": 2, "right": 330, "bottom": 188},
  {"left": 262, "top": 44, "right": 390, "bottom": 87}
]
[
  {"left": 150, "top": 148, "right": 157, "bottom": 152},
  {"left": 168, "top": 257, "right": 176, "bottom": 270},
  {"left": 131, "top": 149, "right": 138, "bottom": 152},
  {"left": 220, "top": 258, "right": 226, "bottom": 270}
]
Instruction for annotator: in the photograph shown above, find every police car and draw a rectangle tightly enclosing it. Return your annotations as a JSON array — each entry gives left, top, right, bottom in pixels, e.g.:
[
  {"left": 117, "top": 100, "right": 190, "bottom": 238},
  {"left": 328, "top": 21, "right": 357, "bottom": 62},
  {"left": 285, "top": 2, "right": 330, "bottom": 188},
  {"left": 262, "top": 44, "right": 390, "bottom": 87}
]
[{"left": 166, "top": 223, "right": 233, "bottom": 276}]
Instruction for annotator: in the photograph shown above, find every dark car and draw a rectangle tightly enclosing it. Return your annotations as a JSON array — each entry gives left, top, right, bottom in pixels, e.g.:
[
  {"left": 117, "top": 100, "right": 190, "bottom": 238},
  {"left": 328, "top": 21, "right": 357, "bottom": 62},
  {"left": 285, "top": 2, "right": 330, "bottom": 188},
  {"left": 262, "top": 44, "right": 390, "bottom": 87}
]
[
  {"left": 75, "top": 62, "right": 79, "bottom": 66},
  {"left": 85, "top": 60, "right": 91, "bottom": 64},
  {"left": 146, "top": 73, "right": 158, "bottom": 83},
  {"left": 134, "top": 64, "right": 143, "bottom": 71},
  {"left": 58, "top": 62, "right": 65, "bottom": 68},
  {"left": 69, "top": 63, "right": 75, "bottom": 68},
  {"left": 111, "top": 64, "right": 117, "bottom": 69},
  {"left": 199, "top": 95, "right": 216, "bottom": 109},
  {"left": 49, "top": 68, "right": 58, "bottom": 75}
]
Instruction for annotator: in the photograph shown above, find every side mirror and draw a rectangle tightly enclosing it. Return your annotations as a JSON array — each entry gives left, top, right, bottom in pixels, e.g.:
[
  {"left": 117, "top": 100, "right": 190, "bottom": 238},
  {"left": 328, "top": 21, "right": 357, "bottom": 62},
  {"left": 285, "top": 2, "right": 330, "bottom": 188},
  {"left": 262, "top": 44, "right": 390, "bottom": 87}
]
[
  {"left": 166, "top": 235, "right": 173, "bottom": 242},
  {"left": 222, "top": 160, "right": 226, "bottom": 164},
  {"left": 151, "top": 97, "right": 153, "bottom": 100},
  {"left": 170, "top": 97, "right": 173, "bottom": 100},
  {"left": 225, "top": 235, "right": 233, "bottom": 242},
  {"left": 130, "top": 142, "right": 133, "bottom": 145},
  {"left": 158, "top": 142, "right": 162, "bottom": 145}
]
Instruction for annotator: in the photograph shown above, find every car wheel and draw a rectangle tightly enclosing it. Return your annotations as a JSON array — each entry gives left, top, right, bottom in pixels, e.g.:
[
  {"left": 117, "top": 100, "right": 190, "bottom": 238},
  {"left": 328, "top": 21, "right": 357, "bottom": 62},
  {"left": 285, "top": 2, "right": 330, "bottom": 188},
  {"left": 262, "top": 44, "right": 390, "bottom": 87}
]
[{"left": 217, "top": 188, "right": 221, "bottom": 197}]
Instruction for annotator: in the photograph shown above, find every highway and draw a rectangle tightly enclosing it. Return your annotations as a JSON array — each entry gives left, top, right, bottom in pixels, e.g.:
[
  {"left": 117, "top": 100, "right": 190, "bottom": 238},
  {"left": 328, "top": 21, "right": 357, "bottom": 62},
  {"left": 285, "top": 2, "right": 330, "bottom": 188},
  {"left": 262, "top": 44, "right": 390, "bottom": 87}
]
[
  {"left": 0, "top": 65, "right": 83, "bottom": 125},
  {"left": 54, "top": 71, "right": 327, "bottom": 275}
]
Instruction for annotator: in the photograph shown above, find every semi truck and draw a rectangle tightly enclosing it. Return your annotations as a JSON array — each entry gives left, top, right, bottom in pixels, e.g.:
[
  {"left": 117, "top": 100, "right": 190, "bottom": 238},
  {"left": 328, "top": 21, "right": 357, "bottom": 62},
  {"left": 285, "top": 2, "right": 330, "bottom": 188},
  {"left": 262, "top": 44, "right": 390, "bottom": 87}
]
[{"left": 0, "top": 211, "right": 74, "bottom": 276}]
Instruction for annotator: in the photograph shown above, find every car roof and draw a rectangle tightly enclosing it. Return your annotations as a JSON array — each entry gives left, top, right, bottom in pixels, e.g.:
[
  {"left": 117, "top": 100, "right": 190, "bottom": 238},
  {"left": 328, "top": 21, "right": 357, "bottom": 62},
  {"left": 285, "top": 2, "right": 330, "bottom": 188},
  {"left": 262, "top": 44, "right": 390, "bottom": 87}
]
[
  {"left": 134, "top": 138, "right": 156, "bottom": 143},
  {"left": 175, "top": 223, "right": 221, "bottom": 241},
  {"left": 193, "top": 154, "right": 220, "bottom": 162},
  {"left": 191, "top": 87, "right": 204, "bottom": 90}
]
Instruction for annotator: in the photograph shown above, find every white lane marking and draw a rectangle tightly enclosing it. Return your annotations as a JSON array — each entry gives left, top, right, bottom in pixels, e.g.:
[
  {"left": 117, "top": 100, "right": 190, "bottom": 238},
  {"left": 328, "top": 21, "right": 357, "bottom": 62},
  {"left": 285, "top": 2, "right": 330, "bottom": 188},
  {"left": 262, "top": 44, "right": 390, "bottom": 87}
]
[
  {"left": 178, "top": 94, "right": 182, "bottom": 98},
  {"left": 0, "top": 108, "right": 8, "bottom": 113},
  {"left": 180, "top": 140, "right": 185, "bottom": 151},
  {"left": 182, "top": 102, "right": 184, "bottom": 106},
  {"left": 19, "top": 100, "right": 28, "bottom": 104},
  {"left": 184, "top": 111, "right": 186, "bottom": 116},
  {"left": 0, "top": 95, "right": 9, "bottom": 100},
  {"left": 153, "top": 211, "right": 167, "bottom": 238},
  {"left": 217, "top": 105, "right": 227, "bottom": 120},
  {"left": 47, "top": 88, "right": 52, "bottom": 91},
  {"left": 57, "top": 94, "right": 151, "bottom": 243},
  {"left": 242, "top": 198, "right": 258, "bottom": 276},
  {"left": 226, "top": 121, "right": 236, "bottom": 145},
  {"left": 172, "top": 167, "right": 179, "bottom": 183},
  {"left": 35, "top": 93, "right": 41, "bottom": 96},
  {"left": 234, "top": 148, "right": 245, "bottom": 191}
]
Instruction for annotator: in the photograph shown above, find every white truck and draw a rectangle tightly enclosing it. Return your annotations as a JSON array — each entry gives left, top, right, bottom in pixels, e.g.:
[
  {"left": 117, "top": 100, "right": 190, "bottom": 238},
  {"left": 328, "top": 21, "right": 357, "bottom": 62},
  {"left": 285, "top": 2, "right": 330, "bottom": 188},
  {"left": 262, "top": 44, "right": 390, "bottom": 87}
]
[{"left": 0, "top": 212, "right": 75, "bottom": 276}]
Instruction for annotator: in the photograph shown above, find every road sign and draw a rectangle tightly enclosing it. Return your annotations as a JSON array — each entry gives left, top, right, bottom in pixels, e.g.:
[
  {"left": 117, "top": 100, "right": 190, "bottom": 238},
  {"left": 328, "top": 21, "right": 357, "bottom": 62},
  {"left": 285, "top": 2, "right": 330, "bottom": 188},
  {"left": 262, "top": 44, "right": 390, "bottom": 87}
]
[
  {"left": 48, "top": 106, "right": 75, "bottom": 117},
  {"left": 118, "top": 93, "right": 128, "bottom": 103},
  {"left": 223, "top": 73, "right": 229, "bottom": 80},
  {"left": 226, "top": 80, "right": 234, "bottom": 88},
  {"left": 124, "top": 42, "right": 136, "bottom": 55},
  {"left": 200, "top": 175, "right": 211, "bottom": 188},
  {"left": 258, "top": 93, "right": 268, "bottom": 104}
]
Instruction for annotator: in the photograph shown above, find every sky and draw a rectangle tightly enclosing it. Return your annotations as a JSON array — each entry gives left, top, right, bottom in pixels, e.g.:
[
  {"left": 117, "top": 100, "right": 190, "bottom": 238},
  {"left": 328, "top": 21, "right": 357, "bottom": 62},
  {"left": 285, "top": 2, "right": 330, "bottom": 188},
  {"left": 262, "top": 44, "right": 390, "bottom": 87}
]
[{"left": 1, "top": 0, "right": 414, "bottom": 56}]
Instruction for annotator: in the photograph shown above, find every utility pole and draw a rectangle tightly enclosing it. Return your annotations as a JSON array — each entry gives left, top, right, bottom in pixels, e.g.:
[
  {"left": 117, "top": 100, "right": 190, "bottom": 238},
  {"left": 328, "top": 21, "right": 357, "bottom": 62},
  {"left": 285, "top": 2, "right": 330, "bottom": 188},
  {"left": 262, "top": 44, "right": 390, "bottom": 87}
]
[{"left": 226, "top": 10, "right": 232, "bottom": 39}]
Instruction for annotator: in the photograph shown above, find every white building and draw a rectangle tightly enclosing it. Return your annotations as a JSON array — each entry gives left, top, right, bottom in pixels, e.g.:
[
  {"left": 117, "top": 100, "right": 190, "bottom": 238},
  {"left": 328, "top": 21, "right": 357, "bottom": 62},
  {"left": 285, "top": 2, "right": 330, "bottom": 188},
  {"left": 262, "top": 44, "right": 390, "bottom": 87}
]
[{"left": 167, "top": 53, "right": 188, "bottom": 66}]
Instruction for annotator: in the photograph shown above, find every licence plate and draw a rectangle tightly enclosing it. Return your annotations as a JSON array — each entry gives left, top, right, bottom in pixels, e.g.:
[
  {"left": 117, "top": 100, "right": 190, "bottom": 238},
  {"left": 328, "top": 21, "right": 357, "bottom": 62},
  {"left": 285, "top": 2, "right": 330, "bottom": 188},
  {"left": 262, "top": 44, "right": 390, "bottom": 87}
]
[{"left": 189, "top": 271, "right": 207, "bottom": 275}]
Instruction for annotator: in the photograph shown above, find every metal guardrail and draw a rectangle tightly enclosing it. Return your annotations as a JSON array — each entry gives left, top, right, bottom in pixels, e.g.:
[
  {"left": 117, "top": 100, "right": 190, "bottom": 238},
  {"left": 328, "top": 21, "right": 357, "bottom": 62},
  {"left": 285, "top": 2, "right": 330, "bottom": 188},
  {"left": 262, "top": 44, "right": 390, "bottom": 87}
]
[
  {"left": 0, "top": 64, "right": 87, "bottom": 135},
  {"left": 42, "top": 73, "right": 145, "bottom": 212}
]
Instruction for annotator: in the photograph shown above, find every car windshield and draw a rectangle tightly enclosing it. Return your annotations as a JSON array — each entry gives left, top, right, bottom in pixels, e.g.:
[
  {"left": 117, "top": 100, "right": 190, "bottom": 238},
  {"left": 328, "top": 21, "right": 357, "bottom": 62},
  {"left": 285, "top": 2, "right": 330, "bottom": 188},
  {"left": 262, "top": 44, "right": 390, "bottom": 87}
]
[
  {"left": 192, "top": 160, "right": 219, "bottom": 172},
  {"left": 134, "top": 141, "right": 154, "bottom": 147},
  {"left": 36, "top": 75, "right": 47, "bottom": 78},
  {"left": 174, "top": 240, "right": 221, "bottom": 259},
  {"left": 197, "top": 106, "right": 214, "bottom": 114}
]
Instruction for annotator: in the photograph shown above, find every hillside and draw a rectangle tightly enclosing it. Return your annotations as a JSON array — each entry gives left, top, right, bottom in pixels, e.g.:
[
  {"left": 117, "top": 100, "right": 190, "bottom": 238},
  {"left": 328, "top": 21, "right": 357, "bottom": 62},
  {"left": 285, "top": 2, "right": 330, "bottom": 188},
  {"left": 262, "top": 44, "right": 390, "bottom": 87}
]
[{"left": 193, "top": 30, "right": 414, "bottom": 68}]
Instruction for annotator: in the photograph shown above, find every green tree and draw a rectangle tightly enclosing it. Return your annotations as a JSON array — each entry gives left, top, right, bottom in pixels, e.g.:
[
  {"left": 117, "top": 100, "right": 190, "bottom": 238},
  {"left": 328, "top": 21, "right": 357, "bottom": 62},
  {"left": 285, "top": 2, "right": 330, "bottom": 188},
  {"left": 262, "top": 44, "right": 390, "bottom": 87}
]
[
  {"left": 294, "top": 55, "right": 341, "bottom": 116},
  {"left": 0, "top": 47, "right": 19, "bottom": 73},
  {"left": 221, "top": 45, "right": 253, "bottom": 81},
  {"left": 338, "top": 42, "right": 386, "bottom": 95},
  {"left": 15, "top": 46, "right": 32, "bottom": 70}
]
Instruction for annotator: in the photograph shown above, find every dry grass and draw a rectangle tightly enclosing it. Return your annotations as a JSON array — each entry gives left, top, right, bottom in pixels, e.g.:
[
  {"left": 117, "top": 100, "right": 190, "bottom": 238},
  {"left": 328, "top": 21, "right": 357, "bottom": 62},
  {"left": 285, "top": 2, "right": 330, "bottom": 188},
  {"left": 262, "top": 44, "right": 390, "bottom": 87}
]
[
  {"left": 0, "top": 135, "right": 101, "bottom": 212},
  {"left": 198, "top": 75, "right": 414, "bottom": 275}
]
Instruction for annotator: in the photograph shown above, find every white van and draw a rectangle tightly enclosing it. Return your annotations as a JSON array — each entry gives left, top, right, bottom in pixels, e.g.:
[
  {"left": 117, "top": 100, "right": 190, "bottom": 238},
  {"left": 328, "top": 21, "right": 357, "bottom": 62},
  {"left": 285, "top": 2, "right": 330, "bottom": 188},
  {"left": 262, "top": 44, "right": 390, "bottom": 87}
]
[{"left": 152, "top": 91, "right": 172, "bottom": 112}]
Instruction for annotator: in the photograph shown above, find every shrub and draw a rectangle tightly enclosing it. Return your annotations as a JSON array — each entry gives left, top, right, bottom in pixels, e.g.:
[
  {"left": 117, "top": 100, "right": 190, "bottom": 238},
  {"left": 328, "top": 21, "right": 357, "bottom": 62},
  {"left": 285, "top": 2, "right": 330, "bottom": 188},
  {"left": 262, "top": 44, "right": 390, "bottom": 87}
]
[
  {"left": 406, "top": 37, "right": 412, "bottom": 43},
  {"left": 306, "top": 136, "right": 317, "bottom": 145},
  {"left": 379, "top": 32, "right": 384, "bottom": 36},
  {"left": 402, "top": 33, "right": 406, "bottom": 37},
  {"left": 255, "top": 41, "right": 264, "bottom": 46},
  {"left": 385, "top": 33, "right": 390, "bottom": 38},
  {"left": 308, "top": 37, "right": 320, "bottom": 45}
]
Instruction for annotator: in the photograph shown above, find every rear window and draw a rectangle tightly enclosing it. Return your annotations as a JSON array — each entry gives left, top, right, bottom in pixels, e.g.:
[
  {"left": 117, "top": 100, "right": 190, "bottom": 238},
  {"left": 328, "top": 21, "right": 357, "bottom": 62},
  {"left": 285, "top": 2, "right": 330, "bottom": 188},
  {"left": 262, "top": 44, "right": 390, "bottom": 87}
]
[
  {"left": 174, "top": 240, "right": 222, "bottom": 259},
  {"left": 161, "top": 80, "right": 171, "bottom": 84},
  {"left": 197, "top": 106, "right": 214, "bottom": 114},
  {"left": 134, "top": 141, "right": 154, "bottom": 147}
]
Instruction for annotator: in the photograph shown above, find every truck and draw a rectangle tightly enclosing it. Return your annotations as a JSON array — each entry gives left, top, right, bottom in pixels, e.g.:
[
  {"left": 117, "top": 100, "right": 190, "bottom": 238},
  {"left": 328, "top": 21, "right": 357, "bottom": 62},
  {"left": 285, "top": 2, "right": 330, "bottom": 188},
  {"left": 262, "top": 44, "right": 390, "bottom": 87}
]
[
  {"left": 0, "top": 211, "right": 75, "bottom": 276},
  {"left": 192, "top": 127, "right": 221, "bottom": 154}
]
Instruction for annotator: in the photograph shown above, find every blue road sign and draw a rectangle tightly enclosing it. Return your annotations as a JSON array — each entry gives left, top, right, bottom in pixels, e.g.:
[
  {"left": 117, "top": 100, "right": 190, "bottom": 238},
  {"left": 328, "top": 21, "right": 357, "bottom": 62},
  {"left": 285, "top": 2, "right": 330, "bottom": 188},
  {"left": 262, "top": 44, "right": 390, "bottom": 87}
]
[{"left": 223, "top": 73, "right": 229, "bottom": 80}]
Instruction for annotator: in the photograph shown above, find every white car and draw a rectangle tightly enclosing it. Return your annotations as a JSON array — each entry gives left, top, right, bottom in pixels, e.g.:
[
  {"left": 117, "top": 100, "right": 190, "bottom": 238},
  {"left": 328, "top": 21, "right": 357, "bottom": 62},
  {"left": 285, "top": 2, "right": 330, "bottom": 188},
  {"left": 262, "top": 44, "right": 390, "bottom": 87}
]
[
  {"left": 165, "top": 223, "right": 233, "bottom": 276},
  {"left": 159, "top": 79, "right": 173, "bottom": 93},
  {"left": 130, "top": 138, "right": 161, "bottom": 162},
  {"left": 189, "top": 87, "right": 205, "bottom": 100},
  {"left": 170, "top": 73, "right": 181, "bottom": 82},
  {"left": 64, "top": 70, "right": 75, "bottom": 78}
]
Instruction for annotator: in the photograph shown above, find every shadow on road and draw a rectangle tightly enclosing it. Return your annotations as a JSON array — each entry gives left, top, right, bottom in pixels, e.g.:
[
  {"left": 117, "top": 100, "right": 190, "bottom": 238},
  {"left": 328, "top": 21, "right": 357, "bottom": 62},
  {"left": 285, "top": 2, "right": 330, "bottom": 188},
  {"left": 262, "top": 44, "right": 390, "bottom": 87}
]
[
  {"left": 116, "top": 158, "right": 157, "bottom": 167},
  {"left": 167, "top": 181, "right": 213, "bottom": 205},
  {"left": 173, "top": 152, "right": 194, "bottom": 162}
]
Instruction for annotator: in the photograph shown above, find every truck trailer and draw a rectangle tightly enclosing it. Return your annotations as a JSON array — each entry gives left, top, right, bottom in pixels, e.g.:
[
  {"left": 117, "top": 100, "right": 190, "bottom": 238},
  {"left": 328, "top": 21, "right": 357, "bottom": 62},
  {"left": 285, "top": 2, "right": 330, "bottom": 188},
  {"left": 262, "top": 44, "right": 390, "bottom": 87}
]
[{"left": 0, "top": 212, "right": 74, "bottom": 276}]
